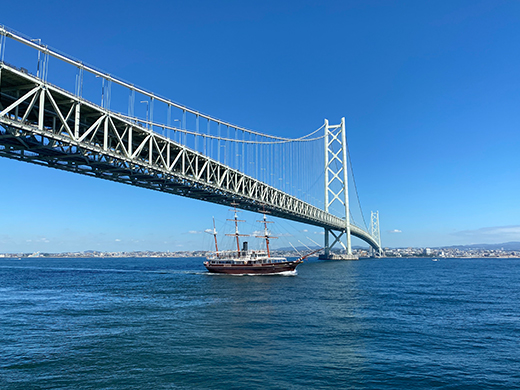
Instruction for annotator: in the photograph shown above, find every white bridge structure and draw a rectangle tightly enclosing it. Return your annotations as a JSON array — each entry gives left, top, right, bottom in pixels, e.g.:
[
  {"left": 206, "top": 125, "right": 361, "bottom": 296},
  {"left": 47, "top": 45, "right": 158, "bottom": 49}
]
[{"left": 0, "top": 26, "right": 382, "bottom": 256}]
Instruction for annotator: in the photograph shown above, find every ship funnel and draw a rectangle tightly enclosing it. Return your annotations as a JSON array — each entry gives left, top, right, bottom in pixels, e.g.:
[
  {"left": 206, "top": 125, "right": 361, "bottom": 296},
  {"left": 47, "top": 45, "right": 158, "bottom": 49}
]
[{"left": 242, "top": 242, "right": 248, "bottom": 251}]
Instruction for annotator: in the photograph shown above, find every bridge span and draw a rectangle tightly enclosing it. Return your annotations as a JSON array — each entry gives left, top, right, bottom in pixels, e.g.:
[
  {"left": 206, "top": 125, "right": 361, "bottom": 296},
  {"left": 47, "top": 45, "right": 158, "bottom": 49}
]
[{"left": 0, "top": 26, "right": 382, "bottom": 254}]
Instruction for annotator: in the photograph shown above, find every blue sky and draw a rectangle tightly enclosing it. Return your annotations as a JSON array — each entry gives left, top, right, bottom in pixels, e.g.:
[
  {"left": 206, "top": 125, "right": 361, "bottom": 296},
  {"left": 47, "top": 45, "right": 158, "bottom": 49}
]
[{"left": 1, "top": 0, "right": 520, "bottom": 252}]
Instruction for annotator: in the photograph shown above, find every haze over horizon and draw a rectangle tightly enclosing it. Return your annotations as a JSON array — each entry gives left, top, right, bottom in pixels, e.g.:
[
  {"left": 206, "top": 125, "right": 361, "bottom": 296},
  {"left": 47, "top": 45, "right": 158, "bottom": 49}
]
[{"left": 1, "top": 0, "right": 519, "bottom": 253}]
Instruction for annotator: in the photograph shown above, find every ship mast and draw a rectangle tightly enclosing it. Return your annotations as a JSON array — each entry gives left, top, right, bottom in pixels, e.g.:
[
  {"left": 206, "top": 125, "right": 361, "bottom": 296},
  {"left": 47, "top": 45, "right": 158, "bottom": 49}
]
[
  {"left": 256, "top": 212, "right": 277, "bottom": 258},
  {"left": 212, "top": 217, "right": 219, "bottom": 257},
  {"left": 226, "top": 204, "right": 247, "bottom": 254}
]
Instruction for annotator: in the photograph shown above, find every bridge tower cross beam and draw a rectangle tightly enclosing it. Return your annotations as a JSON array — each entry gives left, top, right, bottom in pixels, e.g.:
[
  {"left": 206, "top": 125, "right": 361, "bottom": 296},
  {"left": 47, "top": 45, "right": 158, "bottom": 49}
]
[{"left": 323, "top": 117, "right": 354, "bottom": 260}]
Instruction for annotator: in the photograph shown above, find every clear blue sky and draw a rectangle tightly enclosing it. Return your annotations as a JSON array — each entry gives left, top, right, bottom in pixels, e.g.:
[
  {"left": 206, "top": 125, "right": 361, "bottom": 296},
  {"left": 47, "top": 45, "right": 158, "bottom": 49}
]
[{"left": 1, "top": 0, "right": 520, "bottom": 252}]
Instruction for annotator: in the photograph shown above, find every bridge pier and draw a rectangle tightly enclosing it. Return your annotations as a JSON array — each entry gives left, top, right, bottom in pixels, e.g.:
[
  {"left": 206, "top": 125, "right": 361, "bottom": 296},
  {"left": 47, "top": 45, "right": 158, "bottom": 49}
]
[
  {"left": 324, "top": 228, "right": 330, "bottom": 259},
  {"left": 320, "top": 229, "right": 359, "bottom": 260}
]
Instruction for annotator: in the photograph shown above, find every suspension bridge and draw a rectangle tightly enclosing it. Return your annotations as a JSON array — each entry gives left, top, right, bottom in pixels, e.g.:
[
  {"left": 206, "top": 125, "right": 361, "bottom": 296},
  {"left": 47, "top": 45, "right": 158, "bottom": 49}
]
[{"left": 0, "top": 26, "right": 383, "bottom": 257}]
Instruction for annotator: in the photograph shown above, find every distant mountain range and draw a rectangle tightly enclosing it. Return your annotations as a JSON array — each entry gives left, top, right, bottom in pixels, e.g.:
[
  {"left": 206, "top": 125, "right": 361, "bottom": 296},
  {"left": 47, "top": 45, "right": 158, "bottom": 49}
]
[
  {"left": 276, "top": 242, "right": 520, "bottom": 252},
  {"left": 438, "top": 242, "right": 520, "bottom": 251},
  {"left": 274, "top": 245, "right": 367, "bottom": 252}
]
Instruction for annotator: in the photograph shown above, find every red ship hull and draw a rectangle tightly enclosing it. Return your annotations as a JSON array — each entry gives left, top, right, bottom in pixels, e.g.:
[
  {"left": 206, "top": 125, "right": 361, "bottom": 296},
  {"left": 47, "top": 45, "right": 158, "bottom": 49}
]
[{"left": 204, "top": 260, "right": 302, "bottom": 275}]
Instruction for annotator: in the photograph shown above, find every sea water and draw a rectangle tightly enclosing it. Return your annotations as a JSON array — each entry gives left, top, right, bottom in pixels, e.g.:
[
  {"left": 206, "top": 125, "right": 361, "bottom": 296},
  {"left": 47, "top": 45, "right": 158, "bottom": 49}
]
[{"left": 1, "top": 257, "right": 519, "bottom": 389}]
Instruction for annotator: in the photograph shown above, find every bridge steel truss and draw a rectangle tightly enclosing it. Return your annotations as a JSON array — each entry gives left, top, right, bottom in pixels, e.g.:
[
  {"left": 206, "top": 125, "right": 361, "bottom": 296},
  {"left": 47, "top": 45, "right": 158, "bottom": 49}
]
[{"left": 0, "top": 63, "right": 381, "bottom": 250}]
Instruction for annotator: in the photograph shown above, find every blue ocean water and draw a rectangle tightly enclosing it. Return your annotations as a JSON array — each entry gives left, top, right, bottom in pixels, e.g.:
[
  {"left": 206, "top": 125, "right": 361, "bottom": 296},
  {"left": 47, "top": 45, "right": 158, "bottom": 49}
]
[{"left": 1, "top": 256, "right": 519, "bottom": 389}]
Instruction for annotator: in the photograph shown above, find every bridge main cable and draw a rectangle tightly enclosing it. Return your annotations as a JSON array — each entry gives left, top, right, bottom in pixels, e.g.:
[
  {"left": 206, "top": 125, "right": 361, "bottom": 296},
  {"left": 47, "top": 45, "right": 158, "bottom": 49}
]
[{"left": 0, "top": 25, "right": 319, "bottom": 143}]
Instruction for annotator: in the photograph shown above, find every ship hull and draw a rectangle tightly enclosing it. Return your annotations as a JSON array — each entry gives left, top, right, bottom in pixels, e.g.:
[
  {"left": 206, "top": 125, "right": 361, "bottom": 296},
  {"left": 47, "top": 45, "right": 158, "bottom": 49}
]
[{"left": 204, "top": 260, "right": 302, "bottom": 275}]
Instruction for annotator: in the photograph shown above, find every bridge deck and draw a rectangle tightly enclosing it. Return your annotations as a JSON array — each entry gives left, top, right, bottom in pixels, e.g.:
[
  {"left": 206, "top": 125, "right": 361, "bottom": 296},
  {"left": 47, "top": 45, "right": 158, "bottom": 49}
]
[{"left": 0, "top": 62, "right": 381, "bottom": 251}]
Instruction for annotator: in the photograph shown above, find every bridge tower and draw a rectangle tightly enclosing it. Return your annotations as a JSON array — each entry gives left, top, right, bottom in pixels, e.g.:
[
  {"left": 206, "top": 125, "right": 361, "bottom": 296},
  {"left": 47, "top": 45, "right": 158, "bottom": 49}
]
[
  {"left": 370, "top": 211, "right": 382, "bottom": 257},
  {"left": 321, "top": 118, "right": 357, "bottom": 260}
]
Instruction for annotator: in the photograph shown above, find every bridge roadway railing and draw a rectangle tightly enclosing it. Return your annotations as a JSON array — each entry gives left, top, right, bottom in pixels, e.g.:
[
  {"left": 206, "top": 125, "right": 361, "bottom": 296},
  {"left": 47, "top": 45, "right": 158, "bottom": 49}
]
[{"left": 0, "top": 63, "right": 380, "bottom": 250}]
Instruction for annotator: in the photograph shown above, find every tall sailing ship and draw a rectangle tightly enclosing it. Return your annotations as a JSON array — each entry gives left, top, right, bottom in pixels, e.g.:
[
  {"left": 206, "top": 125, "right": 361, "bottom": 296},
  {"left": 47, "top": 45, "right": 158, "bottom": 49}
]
[{"left": 204, "top": 206, "right": 318, "bottom": 275}]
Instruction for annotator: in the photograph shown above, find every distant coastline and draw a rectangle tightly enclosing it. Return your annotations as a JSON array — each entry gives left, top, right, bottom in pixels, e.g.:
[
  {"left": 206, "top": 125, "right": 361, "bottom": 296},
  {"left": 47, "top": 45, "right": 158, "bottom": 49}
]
[{"left": 1, "top": 243, "right": 520, "bottom": 259}]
